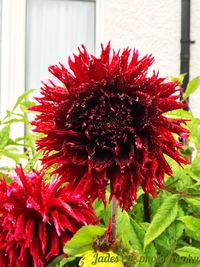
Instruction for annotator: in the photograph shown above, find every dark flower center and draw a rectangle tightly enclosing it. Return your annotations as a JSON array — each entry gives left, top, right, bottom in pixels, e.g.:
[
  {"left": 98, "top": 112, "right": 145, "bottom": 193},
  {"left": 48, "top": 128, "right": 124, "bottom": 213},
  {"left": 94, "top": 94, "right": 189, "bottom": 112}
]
[{"left": 63, "top": 90, "right": 148, "bottom": 153}]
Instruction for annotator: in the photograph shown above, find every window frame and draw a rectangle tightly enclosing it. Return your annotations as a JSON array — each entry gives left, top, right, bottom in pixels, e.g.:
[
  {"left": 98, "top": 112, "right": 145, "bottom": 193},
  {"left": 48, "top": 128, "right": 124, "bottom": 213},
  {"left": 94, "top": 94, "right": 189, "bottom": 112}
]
[{"left": 0, "top": 0, "right": 2, "bottom": 94}]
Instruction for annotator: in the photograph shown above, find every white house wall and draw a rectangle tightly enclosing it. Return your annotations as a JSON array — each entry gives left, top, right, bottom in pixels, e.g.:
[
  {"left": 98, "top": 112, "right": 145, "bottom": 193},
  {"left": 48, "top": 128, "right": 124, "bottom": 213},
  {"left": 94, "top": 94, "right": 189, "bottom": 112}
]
[
  {"left": 103, "top": 0, "right": 200, "bottom": 117},
  {"left": 190, "top": 0, "right": 200, "bottom": 117}
]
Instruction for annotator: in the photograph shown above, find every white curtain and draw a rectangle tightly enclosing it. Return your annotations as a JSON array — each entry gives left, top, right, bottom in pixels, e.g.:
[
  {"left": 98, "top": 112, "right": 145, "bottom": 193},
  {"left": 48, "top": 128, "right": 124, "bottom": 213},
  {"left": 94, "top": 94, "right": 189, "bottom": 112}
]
[
  {"left": 26, "top": 0, "right": 95, "bottom": 90},
  {"left": 0, "top": 0, "right": 26, "bottom": 117}
]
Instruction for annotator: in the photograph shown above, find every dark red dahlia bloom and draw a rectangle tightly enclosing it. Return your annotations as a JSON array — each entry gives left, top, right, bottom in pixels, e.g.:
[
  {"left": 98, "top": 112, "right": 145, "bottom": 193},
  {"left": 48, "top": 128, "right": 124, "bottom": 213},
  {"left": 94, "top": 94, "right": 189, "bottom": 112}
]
[
  {"left": 30, "top": 42, "right": 189, "bottom": 210},
  {"left": 0, "top": 166, "right": 97, "bottom": 267}
]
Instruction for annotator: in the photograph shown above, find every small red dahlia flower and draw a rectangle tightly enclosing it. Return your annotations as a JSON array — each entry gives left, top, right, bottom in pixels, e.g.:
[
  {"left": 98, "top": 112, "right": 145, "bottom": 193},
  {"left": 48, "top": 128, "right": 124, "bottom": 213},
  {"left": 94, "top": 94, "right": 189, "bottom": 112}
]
[
  {"left": 0, "top": 166, "right": 97, "bottom": 267},
  {"left": 30, "top": 42, "right": 189, "bottom": 210}
]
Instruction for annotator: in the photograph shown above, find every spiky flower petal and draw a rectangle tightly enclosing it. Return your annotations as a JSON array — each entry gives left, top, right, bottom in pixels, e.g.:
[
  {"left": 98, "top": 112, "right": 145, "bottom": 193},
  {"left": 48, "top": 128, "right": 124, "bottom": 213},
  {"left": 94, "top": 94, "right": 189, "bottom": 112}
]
[
  {"left": 0, "top": 166, "right": 97, "bottom": 267},
  {"left": 31, "top": 43, "right": 189, "bottom": 210}
]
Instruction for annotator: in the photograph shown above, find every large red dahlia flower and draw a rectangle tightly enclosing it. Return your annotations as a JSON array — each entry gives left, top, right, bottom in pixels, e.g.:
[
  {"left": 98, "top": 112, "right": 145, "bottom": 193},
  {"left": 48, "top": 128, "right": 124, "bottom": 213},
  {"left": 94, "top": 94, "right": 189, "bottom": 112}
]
[
  {"left": 31, "top": 43, "right": 189, "bottom": 210},
  {"left": 0, "top": 166, "right": 97, "bottom": 267}
]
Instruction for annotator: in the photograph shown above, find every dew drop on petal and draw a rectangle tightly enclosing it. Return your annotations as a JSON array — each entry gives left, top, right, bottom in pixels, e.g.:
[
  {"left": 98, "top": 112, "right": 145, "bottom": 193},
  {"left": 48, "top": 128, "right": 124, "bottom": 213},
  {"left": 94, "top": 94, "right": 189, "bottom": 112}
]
[
  {"left": 7, "top": 187, "right": 13, "bottom": 197},
  {"left": 121, "top": 169, "right": 125, "bottom": 174},
  {"left": 4, "top": 203, "right": 14, "bottom": 211},
  {"left": 26, "top": 199, "right": 34, "bottom": 209}
]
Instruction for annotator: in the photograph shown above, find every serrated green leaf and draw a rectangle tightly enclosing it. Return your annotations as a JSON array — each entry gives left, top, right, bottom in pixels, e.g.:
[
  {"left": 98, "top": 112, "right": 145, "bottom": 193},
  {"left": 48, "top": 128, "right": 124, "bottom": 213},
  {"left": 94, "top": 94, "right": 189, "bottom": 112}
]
[
  {"left": 151, "top": 191, "right": 171, "bottom": 218},
  {"left": 168, "top": 257, "right": 200, "bottom": 267},
  {"left": 155, "top": 233, "right": 171, "bottom": 251},
  {"left": 24, "top": 131, "right": 36, "bottom": 150},
  {"left": 167, "top": 263, "right": 180, "bottom": 267},
  {"left": 0, "top": 125, "right": 10, "bottom": 149},
  {"left": 24, "top": 150, "right": 43, "bottom": 171},
  {"left": 175, "top": 264, "right": 200, "bottom": 267},
  {"left": 0, "top": 150, "right": 27, "bottom": 163},
  {"left": 168, "top": 221, "right": 184, "bottom": 242},
  {"left": 138, "top": 243, "right": 157, "bottom": 267},
  {"left": 130, "top": 218, "right": 145, "bottom": 248},
  {"left": 184, "top": 198, "right": 200, "bottom": 209},
  {"left": 144, "top": 194, "right": 179, "bottom": 248},
  {"left": 63, "top": 225, "right": 105, "bottom": 256},
  {"left": 12, "top": 89, "right": 36, "bottom": 111},
  {"left": 117, "top": 210, "right": 144, "bottom": 251},
  {"left": 168, "top": 259, "right": 200, "bottom": 267},
  {"left": 175, "top": 246, "right": 200, "bottom": 258},
  {"left": 3, "top": 118, "right": 28, "bottom": 124},
  {"left": 155, "top": 221, "right": 184, "bottom": 253},
  {"left": 178, "top": 216, "right": 200, "bottom": 241},
  {"left": 183, "top": 76, "right": 200, "bottom": 100}
]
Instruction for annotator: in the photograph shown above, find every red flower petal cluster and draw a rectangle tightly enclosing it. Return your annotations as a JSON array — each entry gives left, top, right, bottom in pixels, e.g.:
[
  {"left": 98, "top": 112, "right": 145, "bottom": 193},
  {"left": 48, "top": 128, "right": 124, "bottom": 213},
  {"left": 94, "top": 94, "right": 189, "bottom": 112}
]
[
  {"left": 0, "top": 166, "right": 97, "bottom": 267},
  {"left": 31, "top": 42, "right": 189, "bottom": 210}
]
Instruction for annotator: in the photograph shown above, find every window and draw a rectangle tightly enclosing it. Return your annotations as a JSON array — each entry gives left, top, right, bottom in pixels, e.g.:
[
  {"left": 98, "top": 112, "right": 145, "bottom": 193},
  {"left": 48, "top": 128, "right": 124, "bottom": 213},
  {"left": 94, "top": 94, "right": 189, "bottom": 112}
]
[
  {"left": 0, "top": 0, "right": 2, "bottom": 98},
  {"left": 26, "top": 0, "right": 96, "bottom": 90},
  {"left": 0, "top": 0, "right": 102, "bottom": 119}
]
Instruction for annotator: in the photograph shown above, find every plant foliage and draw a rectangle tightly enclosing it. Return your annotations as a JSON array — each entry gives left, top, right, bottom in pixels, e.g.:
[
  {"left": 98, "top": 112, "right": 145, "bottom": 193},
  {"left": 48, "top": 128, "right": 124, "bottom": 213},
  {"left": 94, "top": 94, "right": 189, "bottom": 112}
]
[{"left": 1, "top": 78, "right": 200, "bottom": 267}]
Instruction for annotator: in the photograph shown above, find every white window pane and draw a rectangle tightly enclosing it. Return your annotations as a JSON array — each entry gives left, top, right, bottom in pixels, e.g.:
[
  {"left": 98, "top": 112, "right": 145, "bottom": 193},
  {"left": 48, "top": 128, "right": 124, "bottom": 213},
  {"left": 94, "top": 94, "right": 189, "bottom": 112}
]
[
  {"left": 0, "top": 0, "right": 26, "bottom": 117},
  {"left": 26, "top": 0, "right": 96, "bottom": 90},
  {"left": 0, "top": 0, "right": 2, "bottom": 94}
]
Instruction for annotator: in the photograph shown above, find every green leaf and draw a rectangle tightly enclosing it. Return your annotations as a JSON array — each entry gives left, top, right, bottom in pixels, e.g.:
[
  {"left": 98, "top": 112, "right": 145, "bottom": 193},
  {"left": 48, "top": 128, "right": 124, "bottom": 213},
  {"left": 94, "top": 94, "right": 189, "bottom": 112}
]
[
  {"left": 144, "top": 194, "right": 179, "bottom": 248},
  {"left": 0, "top": 125, "right": 10, "bottom": 149},
  {"left": 130, "top": 218, "right": 146, "bottom": 249},
  {"left": 183, "top": 76, "right": 200, "bottom": 100},
  {"left": 174, "top": 264, "right": 200, "bottom": 267},
  {"left": 169, "top": 73, "right": 186, "bottom": 85},
  {"left": 187, "top": 119, "right": 200, "bottom": 152},
  {"left": 167, "top": 221, "right": 184, "bottom": 243},
  {"left": 46, "top": 255, "right": 76, "bottom": 267},
  {"left": 117, "top": 210, "right": 144, "bottom": 251},
  {"left": 59, "top": 257, "right": 76, "bottom": 267},
  {"left": 184, "top": 198, "right": 200, "bottom": 209},
  {"left": 138, "top": 243, "right": 157, "bottom": 267},
  {"left": 92, "top": 199, "right": 104, "bottom": 219},
  {"left": 175, "top": 246, "right": 200, "bottom": 258},
  {"left": 101, "top": 202, "right": 111, "bottom": 225},
  {"left": 155, "top": 221, "right": 184, "bottom": 251},
  {"left": 20, "top": 100, "right": 36, "bottom": 113},
  {"left": 190, "top": 155, "right": 200, "bottom": 177},
  {"left": 0, "top": 172, "right": 12, "bottom": 184},
  {"left": 24, "top": 150, "right": 43, "bottom": 171},
  {"left": 3, "top": 118, "right": 28, "bottom": 124},
  {"left": 46, "top": 255, "right": 64, "bottom": 267},
  {"left": 0, "top": 150, "right": 27, "bottom": 163},
  {"left": 166, "top": 109, "right": 193, "bottom": 120},
  {"left": 24, "top": 131, "right": 36, "bottom": 150},
  {"left": 178, "top": 216, "right": 200, "bottom": 241},
  {"left": 63, "top": 225, "right": 105, "bottom": 256},
  {"left": 12, "top": 89, "right": 36, "bottom": 111}
]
